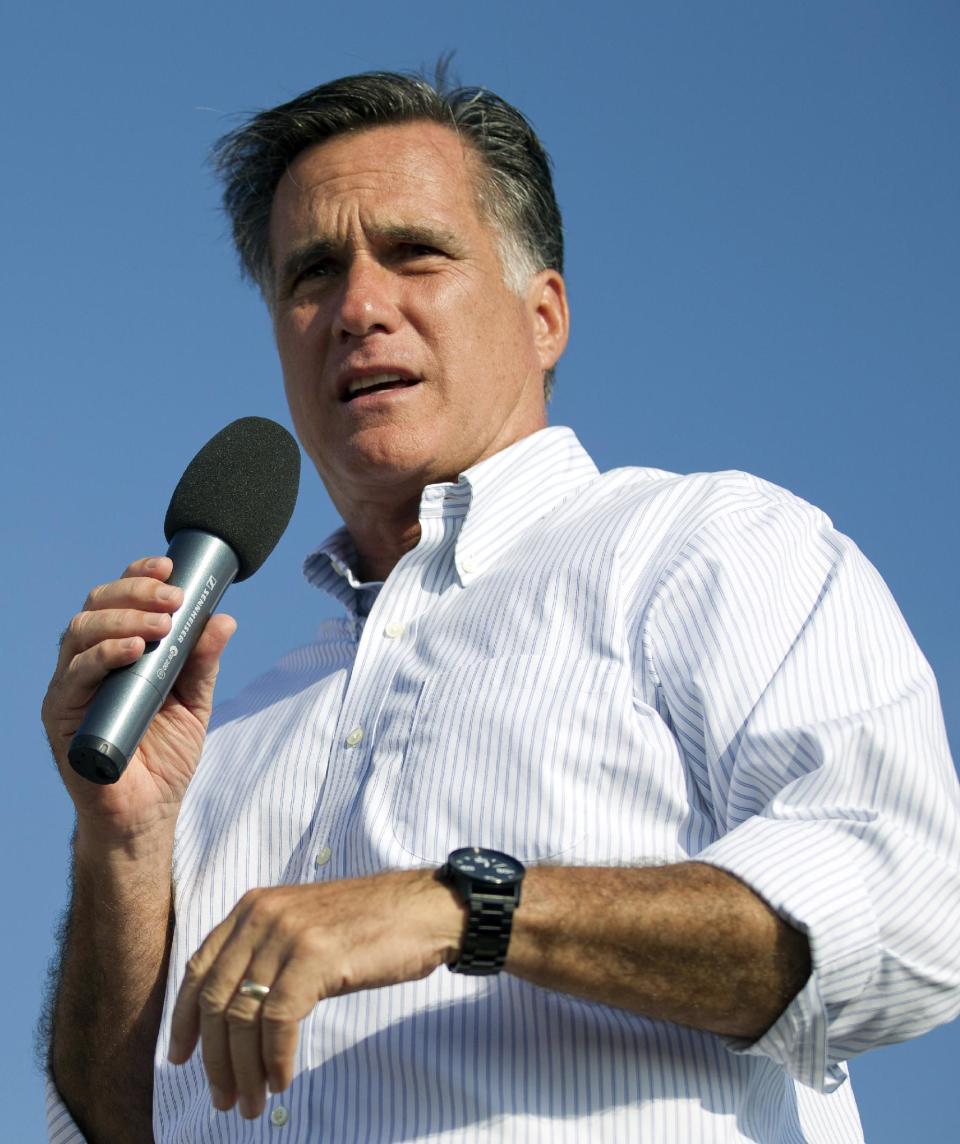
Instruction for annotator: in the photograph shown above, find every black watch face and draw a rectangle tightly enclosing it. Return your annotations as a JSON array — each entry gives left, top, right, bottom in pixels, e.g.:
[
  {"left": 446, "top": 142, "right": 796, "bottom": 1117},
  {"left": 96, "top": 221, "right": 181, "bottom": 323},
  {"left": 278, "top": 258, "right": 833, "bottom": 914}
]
[{"left": 449, "top": 847, "right": 525, "bottom": 884}]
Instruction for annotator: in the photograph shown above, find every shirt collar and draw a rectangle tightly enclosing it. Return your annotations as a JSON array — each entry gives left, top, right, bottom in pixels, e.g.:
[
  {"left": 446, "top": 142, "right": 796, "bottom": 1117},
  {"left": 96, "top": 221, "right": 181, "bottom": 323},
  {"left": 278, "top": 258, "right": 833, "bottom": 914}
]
[{"left": 303, "top": 426, "right": 599, "bottom": 605}]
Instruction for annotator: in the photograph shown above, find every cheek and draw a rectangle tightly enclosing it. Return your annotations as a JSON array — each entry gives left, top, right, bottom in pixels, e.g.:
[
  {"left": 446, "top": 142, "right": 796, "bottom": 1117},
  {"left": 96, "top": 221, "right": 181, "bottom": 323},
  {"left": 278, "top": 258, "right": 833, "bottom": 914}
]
[
  {"left": 420, "top": 282, "right": 526, "bottom": 364},
  {"left": 279, "top": 362, "right": 307, "bottom": 424},
  {"left": 276, "top": 295, "right": 333, "bottom": 348},
  {"left": 276, "top": 320, "right": 324, "bottom": 393},
  {"left": 277, "top": 348, "right": 325, "bottom": 453}
]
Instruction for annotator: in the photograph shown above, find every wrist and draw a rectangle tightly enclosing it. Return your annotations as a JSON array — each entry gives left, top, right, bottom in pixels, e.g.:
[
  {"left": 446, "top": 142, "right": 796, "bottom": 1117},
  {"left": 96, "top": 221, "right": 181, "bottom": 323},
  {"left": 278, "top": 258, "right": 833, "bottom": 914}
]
[
  {"left": 73, "top": 815, "right": 176, "bottom": 868},
  {"left": 394, "top": 867, "right": 467, "bottom": 964},
  {"left": 429, "top": 869, "right": 469, "bottom": 964}
]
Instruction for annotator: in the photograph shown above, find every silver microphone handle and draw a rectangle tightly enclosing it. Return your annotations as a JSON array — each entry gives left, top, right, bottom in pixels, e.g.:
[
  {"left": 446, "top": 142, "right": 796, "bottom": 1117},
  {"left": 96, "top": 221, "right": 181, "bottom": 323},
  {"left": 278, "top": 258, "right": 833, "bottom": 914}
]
[{"left": 67, "top": 530, "right": 239, "bottom": 784}]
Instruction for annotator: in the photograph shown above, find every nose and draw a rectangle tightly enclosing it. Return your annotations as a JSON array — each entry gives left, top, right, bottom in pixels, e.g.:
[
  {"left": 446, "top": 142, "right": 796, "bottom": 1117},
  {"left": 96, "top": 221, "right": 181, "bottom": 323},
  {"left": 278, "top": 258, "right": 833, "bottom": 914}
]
[{"left": 332, "top": 257, "right": 400, "bottom": 341}]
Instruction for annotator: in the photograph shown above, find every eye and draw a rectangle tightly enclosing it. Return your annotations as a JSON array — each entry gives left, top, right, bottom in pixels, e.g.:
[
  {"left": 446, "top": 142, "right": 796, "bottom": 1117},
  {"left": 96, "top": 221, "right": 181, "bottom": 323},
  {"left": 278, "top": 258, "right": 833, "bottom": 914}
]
[
  {"left": 284, "top": 258, "right": 341, "bottom": 300},
  {"left": 401, "top": 242, "right": 445, "bottom": 260},
  {"left": 297, "top": 258, "right": 339, "bottom": 282}
]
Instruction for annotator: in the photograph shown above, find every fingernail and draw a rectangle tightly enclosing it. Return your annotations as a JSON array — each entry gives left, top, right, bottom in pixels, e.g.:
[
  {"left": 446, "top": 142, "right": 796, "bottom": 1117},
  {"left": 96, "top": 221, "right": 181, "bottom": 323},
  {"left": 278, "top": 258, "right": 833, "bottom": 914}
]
[
  {"left": 158, "top": 586, "right": 180, "bottom": 602},
  {"left": 210, "top": 1086, "right": 231, "bottom": 1110},
  {"left": 146, "top": 612, "right": 169, "bottom": 629},
  {"left": 125, "top": 637, "right": 141, "bottom": 651},
  {"left": 145, "top": 558, "right": 160, "bottom": 571}
]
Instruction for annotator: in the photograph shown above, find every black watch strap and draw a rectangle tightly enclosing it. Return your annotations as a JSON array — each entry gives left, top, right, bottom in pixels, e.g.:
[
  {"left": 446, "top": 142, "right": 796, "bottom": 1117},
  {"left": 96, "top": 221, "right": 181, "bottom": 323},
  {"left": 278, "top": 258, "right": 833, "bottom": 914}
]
[{"left": 450, "top": 893, "right": 518, "bottom": 975}]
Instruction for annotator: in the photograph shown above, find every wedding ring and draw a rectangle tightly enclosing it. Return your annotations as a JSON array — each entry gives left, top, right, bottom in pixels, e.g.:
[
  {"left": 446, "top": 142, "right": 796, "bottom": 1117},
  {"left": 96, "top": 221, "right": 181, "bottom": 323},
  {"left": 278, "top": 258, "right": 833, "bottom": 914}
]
[{"left": 237, "top": 980, "right": 271, "bottom": 1002}]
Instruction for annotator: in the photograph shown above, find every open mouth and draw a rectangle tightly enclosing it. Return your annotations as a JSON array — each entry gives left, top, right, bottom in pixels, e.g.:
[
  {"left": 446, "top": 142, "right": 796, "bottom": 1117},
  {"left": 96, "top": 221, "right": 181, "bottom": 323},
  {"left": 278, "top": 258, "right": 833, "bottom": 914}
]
[{"left": 343, "top": 374, "right": 421, "bottom": 402}]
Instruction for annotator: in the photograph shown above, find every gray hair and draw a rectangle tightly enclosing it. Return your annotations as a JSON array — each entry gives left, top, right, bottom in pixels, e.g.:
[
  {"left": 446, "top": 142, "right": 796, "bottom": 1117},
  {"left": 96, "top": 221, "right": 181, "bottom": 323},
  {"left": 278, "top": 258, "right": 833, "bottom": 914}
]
[{"left": 211, "top": 70, "right": 564, "bottom": 394}]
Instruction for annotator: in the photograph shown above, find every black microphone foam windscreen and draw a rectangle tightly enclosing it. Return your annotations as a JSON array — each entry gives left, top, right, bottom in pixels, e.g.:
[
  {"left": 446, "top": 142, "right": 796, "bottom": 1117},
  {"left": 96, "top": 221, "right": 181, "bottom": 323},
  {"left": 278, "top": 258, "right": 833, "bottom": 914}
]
[{"left": 164, "top": 417, "right": 301, "bottom": 581}]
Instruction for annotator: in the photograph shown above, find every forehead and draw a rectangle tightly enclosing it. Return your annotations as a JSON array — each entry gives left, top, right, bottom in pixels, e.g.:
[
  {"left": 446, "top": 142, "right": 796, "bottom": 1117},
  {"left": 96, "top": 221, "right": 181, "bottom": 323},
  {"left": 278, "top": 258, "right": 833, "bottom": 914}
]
[{"left": 269, "top": 121, "right": 489, "bottom": 246}]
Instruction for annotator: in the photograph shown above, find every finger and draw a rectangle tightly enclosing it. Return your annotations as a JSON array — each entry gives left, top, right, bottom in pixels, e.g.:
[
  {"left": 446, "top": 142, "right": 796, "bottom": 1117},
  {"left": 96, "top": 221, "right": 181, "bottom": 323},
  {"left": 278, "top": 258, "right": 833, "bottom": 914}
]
[
  {"left": 226, "top": 983, "right": 272, "bottom": 1119},
  {"left": 201, "top": 1007, "right": 237, "bottom": 1112},
  {"left": 62, "top": 636, "right": 150, "bottom": 697},
  {"left": 168, "top": 916, "right": 238, "bottom": 1067},
  {"left": 205, "top": 954, "right": 281, "bottom": 1117},
  {"left": 62, "top": 608, "right": 173, "bottom": 658},
  {"left": 57, "top": 579, "right": 183, "bottom": 674},
  {"left": 120, "top": 555, "right": 174, "bottom": 582},
  {"left": 260, "top": 965, "right": 305, "bottom": 1096},
  {"left": 81, "top": 575, "right": 183, "bottom": 619},
  {"left": 42, "top": 633, "right": 148, "bottom": 762},
  {"left": 192, "top": 915, "right": 273, "bottom": 1108}
]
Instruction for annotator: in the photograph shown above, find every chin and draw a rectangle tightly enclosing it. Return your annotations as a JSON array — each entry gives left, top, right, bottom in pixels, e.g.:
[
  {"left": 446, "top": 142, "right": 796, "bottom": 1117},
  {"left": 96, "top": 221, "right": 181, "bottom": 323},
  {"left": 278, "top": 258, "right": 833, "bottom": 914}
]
[{"left": 324, "top": 433, "right": 451, "bottom": 489}]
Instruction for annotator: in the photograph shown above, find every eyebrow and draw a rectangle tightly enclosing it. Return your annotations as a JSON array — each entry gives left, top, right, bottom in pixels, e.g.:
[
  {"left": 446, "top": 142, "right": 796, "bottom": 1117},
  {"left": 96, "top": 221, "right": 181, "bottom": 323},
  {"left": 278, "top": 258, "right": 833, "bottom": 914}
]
[
  {"left": 276, "top": 223, "right": 467, "bottom": 295},
  {"left": 377, "top": 223, "right": 465, "bottom": 253},
  {"left": 276, "top": 240, "right": 337, "bottom": 295}
]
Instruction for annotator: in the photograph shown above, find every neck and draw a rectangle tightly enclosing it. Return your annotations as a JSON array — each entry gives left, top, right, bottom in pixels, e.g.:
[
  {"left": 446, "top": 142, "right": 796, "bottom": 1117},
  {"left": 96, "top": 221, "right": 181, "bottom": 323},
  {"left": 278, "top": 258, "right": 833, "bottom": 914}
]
[{"left": 341, "top": 493, "right": 424, "bottom": 582}]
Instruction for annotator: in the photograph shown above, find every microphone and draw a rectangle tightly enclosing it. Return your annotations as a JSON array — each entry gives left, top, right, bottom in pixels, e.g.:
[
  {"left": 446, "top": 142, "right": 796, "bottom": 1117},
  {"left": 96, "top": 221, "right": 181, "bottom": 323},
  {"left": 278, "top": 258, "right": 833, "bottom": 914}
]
[{"left": 68, "top": 416, "right": 301, "bottom": 785}]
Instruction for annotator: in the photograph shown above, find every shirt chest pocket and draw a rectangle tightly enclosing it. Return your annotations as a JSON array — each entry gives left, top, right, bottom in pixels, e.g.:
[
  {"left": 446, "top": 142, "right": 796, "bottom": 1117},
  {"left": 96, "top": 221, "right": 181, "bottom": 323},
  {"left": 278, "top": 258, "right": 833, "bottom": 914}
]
[{"left": 387, "top": 654, "right": 605, "bottom": 863}]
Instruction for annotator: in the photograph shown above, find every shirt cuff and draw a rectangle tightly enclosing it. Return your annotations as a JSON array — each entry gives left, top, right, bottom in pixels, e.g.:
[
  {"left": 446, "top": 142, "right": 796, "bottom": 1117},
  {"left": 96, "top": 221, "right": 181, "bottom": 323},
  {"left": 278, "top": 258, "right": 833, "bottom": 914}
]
[
  {"left": 695, "top": 814, "right": 880, "bottom": 1092},
  {"left": 46, "top": 1073, "right": 88, "bottom": 1144}
]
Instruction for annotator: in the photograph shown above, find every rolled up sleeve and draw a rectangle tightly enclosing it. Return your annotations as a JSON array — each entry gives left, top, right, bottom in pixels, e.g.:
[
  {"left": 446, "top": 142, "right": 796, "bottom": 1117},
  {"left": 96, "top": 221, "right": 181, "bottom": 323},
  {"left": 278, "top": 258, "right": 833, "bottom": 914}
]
[
  {"left": 46, "top": 1073, "right": 87, "bottom": 1144},
  {"left": 647, "top": 488, "right": 960, "bottom": 1090}
]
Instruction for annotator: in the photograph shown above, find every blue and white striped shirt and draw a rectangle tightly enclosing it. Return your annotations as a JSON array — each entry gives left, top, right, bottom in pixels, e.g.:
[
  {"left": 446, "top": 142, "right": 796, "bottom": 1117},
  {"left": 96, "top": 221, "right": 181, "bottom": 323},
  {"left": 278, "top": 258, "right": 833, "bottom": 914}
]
[{"left": 48, "top": 427, "right": 960, "bottom": 1142}]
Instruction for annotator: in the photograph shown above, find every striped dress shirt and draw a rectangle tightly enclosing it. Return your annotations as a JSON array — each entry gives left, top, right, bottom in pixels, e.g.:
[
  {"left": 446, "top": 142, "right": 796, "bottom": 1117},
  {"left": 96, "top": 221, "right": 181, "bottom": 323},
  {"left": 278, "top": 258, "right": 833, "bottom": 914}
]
[{"left": 48, "top": 426, "right": 960, "bottom": 1143}]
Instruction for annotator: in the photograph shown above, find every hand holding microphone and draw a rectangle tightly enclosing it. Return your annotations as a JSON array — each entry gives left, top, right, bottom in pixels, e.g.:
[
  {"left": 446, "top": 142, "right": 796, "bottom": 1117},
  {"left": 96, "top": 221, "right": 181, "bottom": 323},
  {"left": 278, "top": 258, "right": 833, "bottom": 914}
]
[{"left": 42, "top": 418, "right": 300, "bottom": 816}]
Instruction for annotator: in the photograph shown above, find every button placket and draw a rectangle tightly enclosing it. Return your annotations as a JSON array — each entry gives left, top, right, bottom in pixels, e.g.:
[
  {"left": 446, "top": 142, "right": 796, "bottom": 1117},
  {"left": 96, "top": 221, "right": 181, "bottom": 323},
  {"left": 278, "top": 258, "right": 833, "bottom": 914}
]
[{"left": 309, "top": 505, "right": 456, "bottom": 883}]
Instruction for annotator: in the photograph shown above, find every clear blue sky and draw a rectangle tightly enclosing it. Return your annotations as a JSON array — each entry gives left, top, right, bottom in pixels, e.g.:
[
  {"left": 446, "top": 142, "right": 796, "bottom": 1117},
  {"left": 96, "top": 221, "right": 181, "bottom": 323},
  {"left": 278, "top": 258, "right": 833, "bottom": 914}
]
[{"left": 3, "top": 2, "right": 958, "bottom": 1139}]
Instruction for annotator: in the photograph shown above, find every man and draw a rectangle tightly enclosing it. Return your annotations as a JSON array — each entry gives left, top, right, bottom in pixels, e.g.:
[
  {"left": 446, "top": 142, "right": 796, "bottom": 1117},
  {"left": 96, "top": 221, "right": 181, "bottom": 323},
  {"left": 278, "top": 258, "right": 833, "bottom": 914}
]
[{"left": 43, "top": 72, "right": 960, "bottom": 1143}]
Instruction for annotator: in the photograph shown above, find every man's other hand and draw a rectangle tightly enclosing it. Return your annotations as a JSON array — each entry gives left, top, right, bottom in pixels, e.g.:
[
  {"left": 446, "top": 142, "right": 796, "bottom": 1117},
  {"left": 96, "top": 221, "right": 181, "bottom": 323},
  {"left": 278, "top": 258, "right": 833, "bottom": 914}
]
[{"left": 168, "top": 870, "right": 466, "bottom": 1119}]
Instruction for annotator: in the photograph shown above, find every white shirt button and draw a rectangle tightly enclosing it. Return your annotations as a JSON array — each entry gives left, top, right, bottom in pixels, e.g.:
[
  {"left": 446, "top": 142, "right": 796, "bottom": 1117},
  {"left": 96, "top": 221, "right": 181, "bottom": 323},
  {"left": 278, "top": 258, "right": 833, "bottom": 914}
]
[
  {"left": 345, "top": 727, "right": 364, "bottom": 747},
  {"left": 270, "top": 1105, "right": 289, "bottom": 1126},
  {"left": 383, "top": 621, "right": 405, "bottom": 639},
  {"left": 460, "top": 554, "right": 477, "bottom": 574},
  {"left": 314, "top": 846, "right": 332, "bottom": 868}
]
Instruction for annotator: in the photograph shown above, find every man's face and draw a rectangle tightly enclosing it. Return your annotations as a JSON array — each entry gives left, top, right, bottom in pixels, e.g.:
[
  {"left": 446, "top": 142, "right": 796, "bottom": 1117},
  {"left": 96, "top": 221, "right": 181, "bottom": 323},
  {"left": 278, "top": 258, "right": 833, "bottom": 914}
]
[{"left": 268, "top": 121, "right": 567, "bottom": 514}]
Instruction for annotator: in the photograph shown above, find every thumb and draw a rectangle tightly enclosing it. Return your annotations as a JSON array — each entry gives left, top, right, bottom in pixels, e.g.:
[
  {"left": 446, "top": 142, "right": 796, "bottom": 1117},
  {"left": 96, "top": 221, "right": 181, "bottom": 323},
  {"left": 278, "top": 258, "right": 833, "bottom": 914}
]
[{"left": 170, "top": 613, "right": 237, "bottom": 725}]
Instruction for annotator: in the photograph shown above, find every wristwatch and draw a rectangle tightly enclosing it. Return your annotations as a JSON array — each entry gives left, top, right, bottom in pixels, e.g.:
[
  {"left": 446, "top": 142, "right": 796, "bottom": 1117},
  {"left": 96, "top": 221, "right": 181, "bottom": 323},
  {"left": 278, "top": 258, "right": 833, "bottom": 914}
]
[{"left": 439, "top": 847, "right": 526, "bottom": 975}]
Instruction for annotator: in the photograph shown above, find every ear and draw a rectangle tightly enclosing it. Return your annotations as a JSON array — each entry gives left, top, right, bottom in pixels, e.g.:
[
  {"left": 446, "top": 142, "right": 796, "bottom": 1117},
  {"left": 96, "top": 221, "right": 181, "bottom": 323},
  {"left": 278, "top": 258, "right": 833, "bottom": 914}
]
[{"left": 526, "top": 269, "right": 570, "bottom": 374}]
